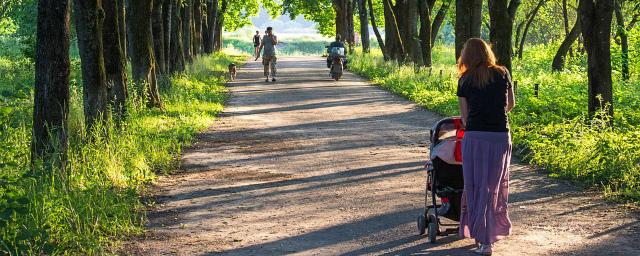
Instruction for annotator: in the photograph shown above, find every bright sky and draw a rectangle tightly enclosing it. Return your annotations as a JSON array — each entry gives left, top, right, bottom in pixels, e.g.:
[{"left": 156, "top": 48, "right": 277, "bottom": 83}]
[{"left": 226, "top": 8, "right": 329, "bottom": 40}]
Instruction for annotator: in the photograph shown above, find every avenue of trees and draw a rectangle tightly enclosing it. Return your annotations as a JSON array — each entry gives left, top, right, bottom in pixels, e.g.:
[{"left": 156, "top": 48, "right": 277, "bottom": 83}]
[
  {"left": 286, "top": 0, "right": 636, "bottom": 121},
  {"left": 31, "top": 0, "right": 262, "bottom": 167},
  {"left": 25, "top": 0, "right": 640, "bottom": 174}
]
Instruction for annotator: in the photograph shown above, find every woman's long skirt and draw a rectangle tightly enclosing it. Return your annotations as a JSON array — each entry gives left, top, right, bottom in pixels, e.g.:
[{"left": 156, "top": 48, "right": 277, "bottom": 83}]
[{"left": 459, "top": 131, "right": 512, "bottom": 244}]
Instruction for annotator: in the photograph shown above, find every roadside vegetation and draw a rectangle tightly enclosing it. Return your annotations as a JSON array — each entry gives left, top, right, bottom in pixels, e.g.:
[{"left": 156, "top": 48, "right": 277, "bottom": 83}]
[
  {"left": 349, "top": 43, "right": 640, "bottom": 202},
  {"left": 1, "top": 41, "right": 244, "bottom": 253}
]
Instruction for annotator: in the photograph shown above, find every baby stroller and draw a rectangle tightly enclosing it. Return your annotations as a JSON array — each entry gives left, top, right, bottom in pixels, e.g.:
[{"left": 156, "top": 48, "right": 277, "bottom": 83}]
[{"left": 417, "top": 117, "right": 465, "bottom": 243}]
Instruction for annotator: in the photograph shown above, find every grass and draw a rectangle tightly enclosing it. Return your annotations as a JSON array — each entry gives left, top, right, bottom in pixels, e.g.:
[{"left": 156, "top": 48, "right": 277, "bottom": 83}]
[
  {"left": 0, "top": 49, "right": 245, "bottom": 254},
  {"left": 349, "top": 44, "right": 640, "bottom": 203}
]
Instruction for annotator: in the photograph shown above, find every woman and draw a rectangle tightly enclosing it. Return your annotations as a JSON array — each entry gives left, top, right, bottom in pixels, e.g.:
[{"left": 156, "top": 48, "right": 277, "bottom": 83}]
[
  {"left": 456, "top": 38, "right": 516, "bottom": 255},
  {"left": 253, "top": 30, "right": 261, "bottom": 61}
]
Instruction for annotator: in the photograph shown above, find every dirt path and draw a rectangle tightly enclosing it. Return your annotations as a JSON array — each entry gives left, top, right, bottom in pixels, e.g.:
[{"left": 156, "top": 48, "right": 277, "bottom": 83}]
[{"left": 129, "top": 56, "right": 640, "bottom": 255}]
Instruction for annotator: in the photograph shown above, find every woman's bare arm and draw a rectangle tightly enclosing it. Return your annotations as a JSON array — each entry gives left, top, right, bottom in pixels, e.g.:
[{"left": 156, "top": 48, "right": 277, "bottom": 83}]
[
  {"left": 506, "top": 85, "right": 515, "bottom": 113},
  {"left": 458, "top": 97, "right": 469, "bottom": 127}
]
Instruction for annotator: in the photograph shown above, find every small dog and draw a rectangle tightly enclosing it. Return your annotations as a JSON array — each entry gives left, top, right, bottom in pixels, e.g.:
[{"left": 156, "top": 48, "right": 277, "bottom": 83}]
[{"left": 228, "top": 63, "right": 237, "bottom": 81}]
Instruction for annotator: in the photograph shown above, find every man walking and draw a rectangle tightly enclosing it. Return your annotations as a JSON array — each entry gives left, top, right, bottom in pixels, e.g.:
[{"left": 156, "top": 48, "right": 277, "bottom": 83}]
[{"left": 257, "top": 27, "right": 278, "bottom": 82}]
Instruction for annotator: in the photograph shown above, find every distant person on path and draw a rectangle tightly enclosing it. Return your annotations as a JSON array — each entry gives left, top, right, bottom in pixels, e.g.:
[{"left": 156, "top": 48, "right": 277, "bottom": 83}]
[
  {"left": 327, "top": 34, "right": 346, "bottom": 69},
  {"left": 253, "top": 30, "right": 261, "bottom": 60},
  {"left": 456, "top": 38, "right": 516, "bottom": 256},
  {"left": 257, "top": 27, "right": 278, "bottom": 82}
]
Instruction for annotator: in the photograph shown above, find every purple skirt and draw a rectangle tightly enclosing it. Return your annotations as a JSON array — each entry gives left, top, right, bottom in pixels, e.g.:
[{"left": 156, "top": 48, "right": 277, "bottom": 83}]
[{"left": 459, "top": 131, "right": 512, "bottom": 244}]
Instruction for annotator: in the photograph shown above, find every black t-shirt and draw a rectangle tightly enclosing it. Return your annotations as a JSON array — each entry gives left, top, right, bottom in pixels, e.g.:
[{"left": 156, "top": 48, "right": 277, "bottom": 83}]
[
  {"left": 253, "top": 35, "right": 261, "bottom": 45},
  {"left": 456, "top": 68, "right": 512, "bottom": 132}
]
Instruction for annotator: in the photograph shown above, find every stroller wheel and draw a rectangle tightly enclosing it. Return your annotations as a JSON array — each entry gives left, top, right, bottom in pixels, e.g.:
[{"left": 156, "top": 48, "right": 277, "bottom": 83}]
[
  {"left": 417, "top": 214, "right": 426, "bottom": 235},
  {"left": 427, "top": 215, "right": 438, "bottom": 244}
]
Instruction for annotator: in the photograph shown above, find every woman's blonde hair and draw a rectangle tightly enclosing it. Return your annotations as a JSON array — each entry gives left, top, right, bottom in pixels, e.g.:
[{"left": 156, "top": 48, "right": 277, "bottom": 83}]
[{"left": 457, "top": 38, "right": 506, "bottom": 87}]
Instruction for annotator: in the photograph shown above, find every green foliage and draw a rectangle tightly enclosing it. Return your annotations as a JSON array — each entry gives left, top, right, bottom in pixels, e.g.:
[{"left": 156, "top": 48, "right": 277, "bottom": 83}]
[
  {"left": 281, "top": 0, "right": 337, "bottom": 37},
  {"left": 223, "top": 0, "right": 260, "bottom": 32},
  {"left": 0, "top": 50, "right": 244, "bottom": 254},
  {"left": 349, "top": 45, "right": 640, "bottom": 202}
]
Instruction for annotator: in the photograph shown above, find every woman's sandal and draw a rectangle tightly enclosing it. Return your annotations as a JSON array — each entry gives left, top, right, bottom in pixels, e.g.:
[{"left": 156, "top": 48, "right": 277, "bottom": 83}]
[{"left": 474, "top": 243, "right": 493, "bottom": 255}]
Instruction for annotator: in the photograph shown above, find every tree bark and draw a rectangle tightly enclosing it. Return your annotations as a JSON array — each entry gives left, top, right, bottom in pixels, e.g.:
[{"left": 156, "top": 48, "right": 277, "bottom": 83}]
[
  {"left": 32, "top": 0, "right": 71, "bottom": 166},
  {"left": 614, "top": 0, "right": 629, "bottom": 80},
  {"left": 163, "top": 0, "right": 172, "bottom": 70},
  {"left": 383, "top": 0, "right": 404, "bottom": 61},
  {"left": 152, "top": 0, "right": 166, "bottom": 74},
  {"left": 203, "top": 0, "right": 218, "bottom": 53},
  {"left": 580, "top": 0, "right": 614, "bottom": 120},
  {"left": 455, "top": 0, "right": 482, "bottom": 60},
  {"left": 74, "top": 0, "right": 109, "bottom": 131},
  {"left": 562, "top": 0, "right": 573, "bottom": 57},
  {"left": 431, "top": 0, "right": 452, "bottom": 46},
  {"left": 367, "top": 0, "right": 387, "bottom": 59},
  {"left": 193, "top": 0, "right": 203, "bottom": 55},
  {"left": 103, "top": 0, "right": 128, "bottom": 119},
  {"left": 552, "top": 15, "right": 580, "bottom": 71},
  {"left": 489, "top": 0, "right": 520, "bottom": 72},
  {"left": 182, "top": 0, "right": 193, "bottom": 62},
  {"left": 118, "top": 0, "right": 127, "bottom": 61},
  {"left": 562, "top": 0, "right": 570, "bottom": 36},
  {"left": 127, "top": 0, "right": 163, "bottom": 108},
  {"left": 346, "top": 0, "right": 355, "bottom": 53},
  {"left": 396, "top": 0, "right": 421, "bottom": 64},
  {"left": 419, "top": 0, "right": 432, "bottom": 66},
  {"left": 213, "top": 0, "right": 227, "bottom": 52},
  {"left": 357, "top": 0, "right": 370, "bottom": 53},
  {"left": 170, "top": 0, "right": 185, "bottom": 72},
  {"left": 333, "top": 0, "right": 349, "bottom": 43},
  {"left": 518, "top": 0, "right": 545, "bottom": 59}
]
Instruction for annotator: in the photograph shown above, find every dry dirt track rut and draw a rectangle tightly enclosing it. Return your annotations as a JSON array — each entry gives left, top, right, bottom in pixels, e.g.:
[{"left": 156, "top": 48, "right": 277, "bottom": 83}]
[{"left": 130, "top": 56, "right": 640, "bottom": 255}]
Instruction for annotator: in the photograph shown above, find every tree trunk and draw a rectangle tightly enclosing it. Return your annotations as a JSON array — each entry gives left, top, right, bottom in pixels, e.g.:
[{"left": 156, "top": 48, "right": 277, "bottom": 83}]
[
  {"left": 346, "top": 0, "right": 355, "bottom": 53},
  {"left": 489, "top": 0, "right": 520, "bottom": 72},
  {"left": 170, "top": 0, "right": 185, "bottom": 72},
  {"left": 182, "top": 0, "right": 193, "bottom": 62},
  {"left": 431, "top": 0, "right": 452, "bottom": 46},
  {"left": 514, "top": 20, "right": 524, "bottom": 51},
  {"left": 152, "top": 0, "right": 166, "bottom": 74},
  {"left": 74, "top": 0, "right": 109, "bottom": 131},
  {"left": 396, "top": 0, "right": 421, "bottom": 64},
  {"left": 213, "top": 0, "right": 227, "bottom": 52},
  {"left": 518, "top": 0, "right": 545, "bottom": 59},
  {"left": 562, "top": 0, "right": 570, "bottom": 36},
  {"left": 163, "top": 0, "right": 172, "bottom": 71},
  {"left": 419, "top": 0, "right": 432, "bottom": 66},
  {"left": 383, "top": 0, "right": 404, "bottom": 61},
  {"left": 580, "top": 0, "right": 614, "bottom": 120},
  {"left": 333, "top": 0, "right": 348, "bottom": 43},
  {"left": 128, "top": 0, "right": 163, "bottom": 108},
  {"left": 103, "top": 0, "right": 128, "bottom": 119},
  {"left": 203, "top": 0, "right": 218, "bottom": 53},
  {"left": 562, "top": 0, "right": 573, "bottom": 57},
  {"left": 614, "top": 0, "right": 629, "bottom": 80},
  {"left": 118, "top": 0, "right": 127, "bottom": 61},
  {"left": 552, "top": 15, "right": 580, "bottom": 71},
  {"left": 357, "top": 0, "right": 370, "bottom": 53},
  {"left": 193, "top": 0, "right": 203, "bottom": 55},
  {"left": 367, "top": 0, "right": 387, "bottom": 59},
  {"left": 455, "top": 0, "right": 482, "bottom": 60},
  {"left": 32, "top": 0, "right": 71, "bottom": 166}
]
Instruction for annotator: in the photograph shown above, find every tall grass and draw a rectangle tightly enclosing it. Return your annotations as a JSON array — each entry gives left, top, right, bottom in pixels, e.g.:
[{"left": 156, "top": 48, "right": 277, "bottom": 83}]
[
  {"left": 0, "top": 51, "right": 244, "bottom": 254},
  {"left": 349, "top": 45, "right": 640, "bottom": 202}
]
